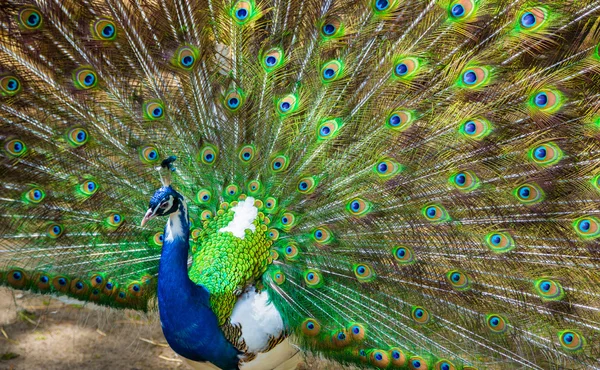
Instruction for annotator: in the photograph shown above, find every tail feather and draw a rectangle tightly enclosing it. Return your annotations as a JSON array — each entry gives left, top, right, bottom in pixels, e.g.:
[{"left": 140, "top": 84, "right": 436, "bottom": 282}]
[{"left": 1, "top": 0, "right": 600, "bottom": 369}]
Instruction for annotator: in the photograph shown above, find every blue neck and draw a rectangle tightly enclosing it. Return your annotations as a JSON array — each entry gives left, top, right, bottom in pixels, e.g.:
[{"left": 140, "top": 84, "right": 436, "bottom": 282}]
[{"left": 157, "top": 200, "right": 240, "bottom": 370}]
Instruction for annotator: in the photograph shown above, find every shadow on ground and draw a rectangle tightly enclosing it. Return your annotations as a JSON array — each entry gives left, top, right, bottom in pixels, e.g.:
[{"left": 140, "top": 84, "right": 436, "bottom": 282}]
[{"left": 0, "top": 287, "right": 347, "bottom": 370}]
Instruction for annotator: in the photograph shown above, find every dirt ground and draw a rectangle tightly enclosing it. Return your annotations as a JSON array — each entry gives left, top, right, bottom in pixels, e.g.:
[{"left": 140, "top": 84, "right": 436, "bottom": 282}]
[{"left": 0, "top": 287, "right": 347, "bottom": 370}]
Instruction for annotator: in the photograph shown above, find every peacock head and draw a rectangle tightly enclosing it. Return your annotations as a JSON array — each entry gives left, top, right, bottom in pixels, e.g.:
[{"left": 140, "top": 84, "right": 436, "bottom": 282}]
[
  {"left": 141, "top": 156, "right": 182, "bottom": 227},
  {"left": 141, "top": 186, "right": 182, "bottom": 226}
]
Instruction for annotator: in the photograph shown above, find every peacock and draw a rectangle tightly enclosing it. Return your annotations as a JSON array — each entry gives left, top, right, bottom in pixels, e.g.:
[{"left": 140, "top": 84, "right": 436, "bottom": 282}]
[{"left": 1, "top": 0, "right": 600, "bottom": 369}]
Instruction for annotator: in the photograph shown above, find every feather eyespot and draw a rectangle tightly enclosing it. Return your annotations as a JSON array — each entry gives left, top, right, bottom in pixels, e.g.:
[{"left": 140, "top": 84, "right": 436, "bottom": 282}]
[
  {"left": 518, "top": 7, "right": 547, "bottom": 32},
  {"left": 139, "top": 145, "right": 160, "bottom": 164},
  {"left": 485, "top": 231, "right": 515, "bottom": 253},
  {"left": 573, "top": 216, "right": 600, "bottom": 240},
  {"left": 485, "top": 314, "right": 508, "bottom": 334},
  {"left": 386, "top": 110, "right": 413, "bottom": 131},
  {"left": 279, "top": 212, "right": 295, "bottom": 230},
  {"left": 52, "top": 276, "right": 70, "bottom": 292},
  {"left": 529, "top": 142, "right": 563, "bottom": 166},
  {"left": 80, "top": 180, "right": 99, "bottom": 196},
  {"left": 106, "top": 212, "right": 123, "bottom": 229},
  {"left": 191, "top": 228, "right": 202, "bottom": 240},
  {"left": 263, "top": 198, "right": 277, "bottom": 214},
  {"left": 4, "top": 138, "right": 27, "bottom": 157},
  {"left": 272, "top": 270, "right": 285, "bottom": 285},
  {"left": 35, "top": 273, "right": 51, "bottom": 291},
  {"left": 423, "top": 204, "right": 450, "bottom": 222},
  {"left": 174, "top": 46, "right": 199, "bottom": 70},
  {"left": 73, "top": 68, "right": 98, "bottom": 90},
  {"left": 7, "top": 268, "right": 28, "bottom": 288},
  {"left": 47, "top": 223, "right": 63, "bottom": 238},
  {"left": 277, "top": 94, "right": 299, "bottom": 116},
  {"left": 239, "top": 144, "right": 256, "bottom": 162},
  {"left": 411, "top": 306, "right": 430, "bottom": 324},
  {"left": 67, "top": 128, "right": 89, "bottom": 147},
  {"left": 393, "top": 57, "right": 420, "bottom": 79},
  {"left": 534, "top": 279, "right": 564, "bottom": 301},
  {"left": 486, "top": 314, "right": 508, "bottom": 333},
  {"left": 283, "top": 243, "right": 299, "bottom": 260},
  {"left": 449, "top": 170, "right": 479, "bottom": 191},
  {"left": 459, "top": 67, "right": 490, "bottom": 88},
  {"left": 103, "top": 281, "right": 116, "bottom": 295},
  {"left": 529, "top": 89, "right": 563, "bottom": 114},
  {"left": 312, "top": 226, "right": 332, "bottom": 244},
  {"left": 261, "top": 47, "right": 284, "bottom": 71},
  {"left": 144, "top": 101, "right": 165, "bottom": 120},
  {"left": 151, "top": 232, "right": 164, "bottom": 247},
  {"left": 558, "top": 330, "right": 585, "bottom": 352},
  {"left": 247, "top": 180, "right": 262, "bottom": 195},
  {"left": 0, "top": 75, "right": 22, "bottom": 96},
  {"left": 408, "top": 356, "right": 428, "bottom": 370},
  {"left": 322, "top": 22, "right": 336, "bottom": 35},
  {"left": 346, "top": 198, "right": 372, "bottom": 216},
  {"left": 93, "top": 19, "right": 117, "bottom": 40},
  {"left": 348, "top": 323, "right": 365, "bottom": 341},
  {"left": 303, "top": 270, "right": 323, "bottom": 287},
  {"left": 317, "top": 118, "right": 342, "bottom": 140},
  {"left": 24, "top": 187, "right": 45, "bottom": 204},
  {"left": 354, "top": 263, "right": 376, "bottom": 282},
  {"left": 297, "top": 176, "right": 317, "bottom": 194},
  {"left": 301, "top": 318, "right": 321, "bottom": 336},
  {"left": 393, "top": 246, "right": 415, "bottom": 264},
  {"left": 267, "top": 228, "right": 279, "bottom": 240},
  {"left": 449, "top": 0, "right": 475, "bottom": 20},
  {"left": 331, "top": 330, "right": 350, "bottom": 347},
  {"left": 224, "top": 89, "right": 244, "bottom": 111},
  {"left": 321, "top": 60, "right": 343, "bottom": 83},
  {"left": 200, "top": 210, "right": 212, "bottom": 221},
  {"left": 320, "top": 16, "right": 343, "bottom": 39},
  {"left": 19, "top": 7, "right": 43, "bottom": 30},
  {"left": 513, "top": 183, "right": 544, "bottom": 205},
  {"left": 592, "top": 173, "right": 600, "bottom": 192},
  {"left": 231, "top": 0, "right": 256, "bottom": 24},
  {"left": 389, "top": 348, "right": 406, "bottom": 367},
  {"left": 224, "top": 184, "right": 239, "bottom": 198},
  {"left": 356, "top": 349, "right": 367, "bottom": 362},
  {"left": 435, "top": 359, "right": 456, "bottom": 370},
  {"left": 374, "top": 158, "right": 403, "bottom": 179},
  {"left": 70, "top": 279, "right": 89, "bottom": 295},
  {"left": 369, "top": 350, "right": 389, "bottom": 368},
  {"left": 459, "top": 118, "right": 491, "bottom": 140},
  {"left": 196, "top": 189, "right": 211, "bottom": 204},
  {"left": 115, "top": 289, "right": 129, "bottom": 303},
  {"left": 446, "top": 270, "right": 471, "bottom": 291},
  {"left": 372, "top": 0, "right": 397, "bottom": 13},
  {"left": 199, "top": 145, "right": 218, "bottom": 165},
  {"left": 270, "top": 155, "right": 289, "bottom": 173},
  {"left": 128, "top": 281, "right": 143, "bottom": 297}
]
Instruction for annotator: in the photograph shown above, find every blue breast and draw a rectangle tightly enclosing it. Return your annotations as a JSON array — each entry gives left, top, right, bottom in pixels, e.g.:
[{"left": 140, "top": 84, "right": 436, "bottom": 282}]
[{"left": 158, "top": 204, "right": 241, "bottom": 370}]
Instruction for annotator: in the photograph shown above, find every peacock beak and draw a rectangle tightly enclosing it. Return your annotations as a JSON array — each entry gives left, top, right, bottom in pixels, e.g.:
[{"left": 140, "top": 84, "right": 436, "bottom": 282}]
[{"left": 141, "top": 209, "right": 156, "bottom": 227}]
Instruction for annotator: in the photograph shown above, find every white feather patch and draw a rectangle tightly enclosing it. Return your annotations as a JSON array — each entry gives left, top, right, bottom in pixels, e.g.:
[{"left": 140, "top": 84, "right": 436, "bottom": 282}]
[
  {"left": 230, "top": 289, "right": 284, "bottom": 354},
  {"left": 218, "top": 197, "right": 257, "bottom": 239}
]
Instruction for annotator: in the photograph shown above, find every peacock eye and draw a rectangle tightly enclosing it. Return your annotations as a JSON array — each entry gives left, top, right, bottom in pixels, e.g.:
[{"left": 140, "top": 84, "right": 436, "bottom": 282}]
[
  {"left": 160, "top": 202, "right": 169, "bottom": 209},
  {"left": 93, "top": 19, "right": 117, "bottom": 40}
]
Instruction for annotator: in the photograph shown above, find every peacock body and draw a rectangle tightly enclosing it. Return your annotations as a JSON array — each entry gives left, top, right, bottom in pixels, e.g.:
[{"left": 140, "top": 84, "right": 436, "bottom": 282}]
[{"left": 1, "top": 0, "right": 600, "bottom": 369}]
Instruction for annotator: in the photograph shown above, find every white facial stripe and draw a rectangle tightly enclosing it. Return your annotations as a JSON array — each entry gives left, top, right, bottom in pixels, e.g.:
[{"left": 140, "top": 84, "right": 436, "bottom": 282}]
[{"left": 153, "top": 195, "right": 174, "bottom": 215}]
